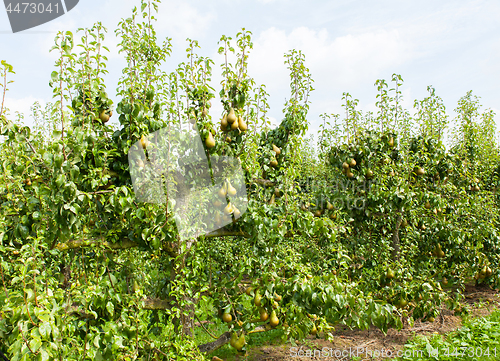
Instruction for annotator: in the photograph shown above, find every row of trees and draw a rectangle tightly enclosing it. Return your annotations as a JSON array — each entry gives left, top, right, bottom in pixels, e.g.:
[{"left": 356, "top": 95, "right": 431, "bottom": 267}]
[{"left": 0, "top": 1, "right": 499, "bottom": 359}]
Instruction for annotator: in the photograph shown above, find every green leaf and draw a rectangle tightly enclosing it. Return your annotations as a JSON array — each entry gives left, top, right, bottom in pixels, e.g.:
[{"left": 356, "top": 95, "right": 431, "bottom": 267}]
[{"left": 106, "top": 301, "right": 114, "bottom": 316}]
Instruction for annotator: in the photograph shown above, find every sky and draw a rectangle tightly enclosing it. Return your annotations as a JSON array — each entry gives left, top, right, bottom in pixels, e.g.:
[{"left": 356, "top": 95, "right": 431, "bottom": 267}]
[{"left": 1, "top": 0, "right": 499, "bottom": 141}]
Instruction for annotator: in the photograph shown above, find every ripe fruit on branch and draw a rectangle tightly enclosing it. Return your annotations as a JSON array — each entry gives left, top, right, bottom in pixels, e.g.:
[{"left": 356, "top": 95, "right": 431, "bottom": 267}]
[
  {"left": 226, "top": 180, "right": 237, "bottom": 196},
  {"left": 254, "top": 291, "right": 262, "bottom": 307},
  {"left": 415, "top": 167, "right": 425, "bottom": 176},
  {"left": 227, "top": 108, "right": 237, "bottom": 124},
  {"left": 222, "top": 312, "right": 232, "bottom": 323},
  {"left": 218, "top": 184, "right": 227, "bottom": 198},
  {"left": 245, "top": 287, "right": 253, "bottom": 296},
  {"left": 388, "top": 137, "right": 394, "bottom": 147},
  {"left": 349, "top": 158, "right": 356, "bottom": 167},
  {"left": 238, "top": 116, "right": 247, "bottom": 131},
  {"left": 386, "top": 268, "right": 395, "bottom": 279},
  {"left": 272, "top": 144, "right": 281, "bottom": 155},
  {"left": 269, "top": 310, "right": 279, "bottom": 327},
  {"left": 221, "top": 115, "right": 228, "bottom": 131},
  {"left": 342, "top": 162, "right": 349, "bottom": 170},
  {"left": 270, "top": 158, "right": 278, "bottom": 168},
  {"left": 224, "top": 203, "right": 234, "bottom": 215},
  {"left": 326, "top": 202, "right": 334, "bottom": 210},
  {"left": 231, "top": 119, "right": 239, "bottom": 131},
  {"left": 310, "top": 324, "right": 317, "bottom": 335},
  {"left": 365, "top": 169, "right": 374, "bottom": 178},
  {"left": 99, "top": 109, "right": 111, "bottom": 122},
  {"left": 205, "top": 132, "right": 215, "bottom": 149},
  {"left": 259, "top": 308, "right": 268, "bottom": 322},
  {"left": 346, "top": 170, "right": 354, "bottom": 178},
  {"left": 140, "top": 135, "right": 149, "bottom": 150},
  {"left": 424, "top": 201, "right": 431, "bottom": 209}
]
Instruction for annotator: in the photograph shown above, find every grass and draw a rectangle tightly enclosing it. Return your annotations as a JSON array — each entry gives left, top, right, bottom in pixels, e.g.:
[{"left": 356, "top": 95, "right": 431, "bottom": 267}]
[{"left": 398, "top": 308, "right": 500, "bottom": 360}]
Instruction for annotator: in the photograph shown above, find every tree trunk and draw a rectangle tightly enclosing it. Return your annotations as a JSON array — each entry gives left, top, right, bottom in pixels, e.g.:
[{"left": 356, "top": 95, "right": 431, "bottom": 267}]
[{"left": 391, "top": 213, "right": 402, "bottom": 260}]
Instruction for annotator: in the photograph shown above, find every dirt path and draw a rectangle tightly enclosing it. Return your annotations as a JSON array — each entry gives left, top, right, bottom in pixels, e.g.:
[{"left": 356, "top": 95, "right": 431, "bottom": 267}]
[{"left": 218, "top": 284, "right": 500, "bottom": 361}]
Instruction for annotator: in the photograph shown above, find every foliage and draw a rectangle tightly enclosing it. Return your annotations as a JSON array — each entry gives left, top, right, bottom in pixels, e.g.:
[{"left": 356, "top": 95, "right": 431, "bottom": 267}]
[{"left": 0, "top": 1, "right": 499, "bottom": 360}]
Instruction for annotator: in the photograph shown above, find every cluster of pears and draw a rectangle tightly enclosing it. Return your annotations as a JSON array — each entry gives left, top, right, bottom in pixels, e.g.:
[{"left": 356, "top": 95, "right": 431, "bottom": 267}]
[
  {"left": 341, "top": 158, "right": 356, "bottom": 178},
  {"left": 478, "top": 265, "right": 493, "bottom": 279},
  {"left": 98, "top": 108, "right": 113, "bottom": 123},
  {"left": 431, "top": 244, "right": 445, "bottom": 258},
  {"left": 269, "top": 144, "right": 281, "bottom": 168},
  {"left": 249, "top": 289, "right": 281, "bottom": 327},
  {"left": 220, "top": 107, "right": 247, "bottom": 134},
  {"left": 229, "top": 332, "right": 246, "bottom": 351},
  {"left": 213, "top": 179, "right": 241, "bottom": 223}
]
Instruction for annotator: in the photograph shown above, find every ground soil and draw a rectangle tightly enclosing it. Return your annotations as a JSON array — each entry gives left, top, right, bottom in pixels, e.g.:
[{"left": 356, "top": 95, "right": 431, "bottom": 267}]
[{"left": 218, "top": 283, "right": 500, "bottom": 361}]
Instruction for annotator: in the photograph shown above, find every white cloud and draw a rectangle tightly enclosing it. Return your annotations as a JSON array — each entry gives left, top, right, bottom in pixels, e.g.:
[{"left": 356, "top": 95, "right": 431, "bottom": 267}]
[
  {"left": 2, "top": 96, "right": 48, "bottom": 127},
  {"left": 249, "top": 26, "right": 415, "bottom": 92}
]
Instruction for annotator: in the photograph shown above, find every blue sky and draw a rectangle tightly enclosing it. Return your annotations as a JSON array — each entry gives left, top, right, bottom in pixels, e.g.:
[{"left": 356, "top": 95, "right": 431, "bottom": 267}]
[{"left": 1, "top": 0, "right": 499, "bottom": 139}]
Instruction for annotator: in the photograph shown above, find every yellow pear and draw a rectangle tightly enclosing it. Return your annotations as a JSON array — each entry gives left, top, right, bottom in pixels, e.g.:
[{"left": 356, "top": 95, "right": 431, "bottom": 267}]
[
  {"left": 214, "top": 212, "right": 222, "bottom": 225},
  {"left": 388, "top": 137, "right": 394, "bottom": 147},
  {"left": 272, "top": 144, "right": 281, "bottom": 155},
  {"left": 140, "top": 135, "right": 149, "bottom": 150},
  {"left": 231, "top": 119, "right": 239, "bottom": 130},
  {"left": 259, "top": 308, "right": 269, "bottom": 322},
  {"left": 326, "top": 202, "right": 334, "bottom": 210},
  {"left": 218, "top": 184, "right": 227, "bottom": 198},
  {"left": 205, "top": 132, "right": 215, "bottom": 149},
  {"left": 254, "top": 291, "right": 262, "bottom": 307},
  {"left": 227, "top": 108, "right": 237, "bottom": 124},
  {"left": 230, "top": 332, "right": 238, "bottom": 348},
  {"left": 220, "top": 115, "right": 228, "bottom": 131},
  {"left": 234, "top": 333, "right": 245, "bottom": 351},
  {"left": 270, "top": 158, "right": 278, "bottom": 168},
  {"left": 226, "top": 181, "right": 237, "bottom": 196},
  {"left": 224, "top": 202, "right": 234, "bottom": 215},
  {"left": 233, "top": 207, "right": 241, "bottom": 219},
  {"left": 269, "top": 310, "right": 279, "bottom": 327},
  {"left": 238, "top": 116, "right": 248, "bottom": 131}
]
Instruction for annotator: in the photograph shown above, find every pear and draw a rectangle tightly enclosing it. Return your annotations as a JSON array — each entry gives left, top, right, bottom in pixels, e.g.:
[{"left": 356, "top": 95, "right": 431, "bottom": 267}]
[
  {"left": 224, "top": 202, "right": 234, "bottom": 215},
  {"left": 416, "top": 167, "right": 425, "bottom": 176},
  {"left": 388, "top": 137, "right": 394, "bottom": 147},
  {"left": 226, "top": 136, "right": 232, "bottom": 143},
  {"left": 230, "top": 332, "right": 238, "bottom": 348},
  {"left": 424, "top": 201, "right": 431, "bottom": 209},
  {"left": 310, "top": 324, "right": 317, "bottom": 335},
  {"left": 365, "top": 169, "right": 374, "bottom": 178},
  {"left": 326, "top": 202, "right": 334, "bottom": 210},
  {"left": 349, "top": 158, "right": 356, "bottom": 167},
  {"left": 218, "top": 184, "right": 227, "bottom": 198},
  {"left": 213, "top": 199, "right": 222, "bottom": 208},
  {"left": 238, "top": 116, "right": 248, "bottom": 131},
  {"left": 140, "top": 135, "right": 149, "bottom": 150},
  {"left": 202, "top": 107, "right": 208, "bottom": 117},
  {"left": 220, "top": 115, "right": 228, "bottom": 131},
  {"left": 214, "top": 213, "right": 222, "bottom": 225},
  {"left": 231, "top": 119, "right": 239, "bottom": 131},
  {"left": 245, "top": 287, "right": 253, "bottom": 296},
  {"left": 274, "top": 293, "right": 282, "bottom": 302},
  {"left": 346, "top": 170, "right": 354, "bottom": 178},
  {"left": 269, "top": 310, "right": 279, "bottom": 327},
  {"left": 99, "top": 110, "right": 111, "bottom": 122},
  {"left": 234, "top": 333, "right": 245, "bottom": 351},
  {"left": 272, "top": 144, "right": 281, "bottom": 155},
  {"left": 227, "top": 108, "right": 237, "bottom": 124},
  {"left": 222, "top": 312, "right": 232, "bottom": 323},
  {"left": 205, "top": 132, "right": 215, "bottom": 149},
  {"left": 342, "top": 162, "right": 349, "bottom": 170},
  {"left": 259, "top": 308, "right": 269, "bottom": 322},
  {"left": 270, "top": 158, "right": 278, "bottom": 168},
  {"left": 233, "top": 207, "right": 241, "bottom": 219},
  {"left": 226, "top": 181, "right": 237, "bottom": 196},
  {"left": 254, "top": 291, "right": 262, "bottom": 307}
]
